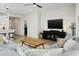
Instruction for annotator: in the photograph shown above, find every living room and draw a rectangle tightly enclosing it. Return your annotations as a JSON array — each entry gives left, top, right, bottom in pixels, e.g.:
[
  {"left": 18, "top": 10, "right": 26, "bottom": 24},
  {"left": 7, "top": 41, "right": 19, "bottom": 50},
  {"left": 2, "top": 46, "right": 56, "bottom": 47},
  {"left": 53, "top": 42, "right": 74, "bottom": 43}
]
[
  {"left": 7, "top": 3, "right": 75, "bottom": 38},
  {"left": 0, "top": 3, "right": 79, "bottom": 56}
]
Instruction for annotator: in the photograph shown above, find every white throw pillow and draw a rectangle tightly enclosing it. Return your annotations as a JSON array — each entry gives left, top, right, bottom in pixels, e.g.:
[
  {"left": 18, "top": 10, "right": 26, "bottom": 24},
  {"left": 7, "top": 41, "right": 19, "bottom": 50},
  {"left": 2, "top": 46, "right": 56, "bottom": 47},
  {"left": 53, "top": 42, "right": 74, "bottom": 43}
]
[
  {"left": 2, "top": 36, "right": 8, "bottom": 43},
  {"left": 63, "top": 39, "right": 76, "bottom": 51},
  {"left": 64, "top": 34, "right": 71, "bottom": 41},
  {"left": 0, "top": 35, "right": 8, "bottom": 43}
]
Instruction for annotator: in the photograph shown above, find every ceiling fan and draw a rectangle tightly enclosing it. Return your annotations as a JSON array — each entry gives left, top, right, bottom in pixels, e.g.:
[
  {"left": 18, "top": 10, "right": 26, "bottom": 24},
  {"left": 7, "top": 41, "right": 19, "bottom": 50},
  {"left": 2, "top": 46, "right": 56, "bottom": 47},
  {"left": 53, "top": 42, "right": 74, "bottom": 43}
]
[{"left": 24, "top": 3, "right": 42, "bottom": 8}]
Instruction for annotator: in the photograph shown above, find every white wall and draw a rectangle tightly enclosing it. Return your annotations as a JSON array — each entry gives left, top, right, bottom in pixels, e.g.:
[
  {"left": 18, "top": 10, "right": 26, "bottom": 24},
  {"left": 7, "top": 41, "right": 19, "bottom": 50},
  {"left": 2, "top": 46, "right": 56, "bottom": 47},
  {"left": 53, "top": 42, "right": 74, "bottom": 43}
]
[
  {"left": 19, "top": 17, "right": 24, "bottom": 35},
  {"left": 26, "top": 12, "right": 38, "bottom": 38},
  {"left": 5, "top": 4, "right": 75, "bottom": 38},
  {"left": 39, "top": 4, "right": 75, "bottom": 35},
  {"left": 38, "top": 11, "right": 42, "bottom": 33},
  {"left": 0, "top": 15, "right": 9, "bottom": 29},
  {"left": 23, "top": 4, "right": 75, "bottom": 38},
  {"left": 76, "top": 4, "right": 79, "bottom": 38},
  {"left": 14, "top": 17, "right": 21, "bottom": 35},
  {"left": 9, "top": 14, "right": 25, "bottom": 35}
]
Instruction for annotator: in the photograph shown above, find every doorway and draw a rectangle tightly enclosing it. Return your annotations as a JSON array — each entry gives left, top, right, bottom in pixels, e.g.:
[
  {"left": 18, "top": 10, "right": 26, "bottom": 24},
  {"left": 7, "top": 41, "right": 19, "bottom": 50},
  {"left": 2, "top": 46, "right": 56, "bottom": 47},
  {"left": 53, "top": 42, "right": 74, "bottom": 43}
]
[
  {"left": 9, "top": 16, "right": 20, "bottom": 35},
  {"left": 24, "top": 20, "right": 27, "bottom": 36}
]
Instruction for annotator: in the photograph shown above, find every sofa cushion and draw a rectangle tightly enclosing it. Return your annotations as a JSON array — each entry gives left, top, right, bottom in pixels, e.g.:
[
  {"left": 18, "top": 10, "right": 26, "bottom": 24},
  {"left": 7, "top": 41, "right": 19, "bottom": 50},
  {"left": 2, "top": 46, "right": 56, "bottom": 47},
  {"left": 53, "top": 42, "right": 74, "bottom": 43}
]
[
  {"left": 16, "top": 47, "right": 25, "bottom": 56},
  {"left": 63, "top": 38, "right": 76, "bottom": 51},
  {"left": 2, "top": 36, "right": 8, "bottom": 43},
  {"left": 44, "top": 48, "right": 63, "bottom": 56},
  {"left": 58, "top": 39, "right": 65, "bottom": 48},
  {"left": 0, "top": 36, "right": 4, "bottom": 45}
]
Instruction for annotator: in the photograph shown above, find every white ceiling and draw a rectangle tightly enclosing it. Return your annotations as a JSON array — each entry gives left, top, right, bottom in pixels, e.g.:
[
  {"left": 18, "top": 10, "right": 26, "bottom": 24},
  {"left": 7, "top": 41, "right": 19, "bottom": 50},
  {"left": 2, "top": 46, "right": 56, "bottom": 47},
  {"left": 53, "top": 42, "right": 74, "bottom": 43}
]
[{"left": 0, "top": 3, "right": 75, "bottom": 15}]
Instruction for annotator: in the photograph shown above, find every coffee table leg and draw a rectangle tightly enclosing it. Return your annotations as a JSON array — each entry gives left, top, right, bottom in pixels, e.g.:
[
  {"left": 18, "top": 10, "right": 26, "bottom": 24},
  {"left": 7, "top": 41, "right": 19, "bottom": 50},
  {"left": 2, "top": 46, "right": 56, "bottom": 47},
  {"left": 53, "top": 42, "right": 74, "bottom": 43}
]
[
  {"left": 21, "top": 41, "right": 24, "bottom": 46},
  {"left": 42, "top": 44, "right": 45, "bottom": 49}
]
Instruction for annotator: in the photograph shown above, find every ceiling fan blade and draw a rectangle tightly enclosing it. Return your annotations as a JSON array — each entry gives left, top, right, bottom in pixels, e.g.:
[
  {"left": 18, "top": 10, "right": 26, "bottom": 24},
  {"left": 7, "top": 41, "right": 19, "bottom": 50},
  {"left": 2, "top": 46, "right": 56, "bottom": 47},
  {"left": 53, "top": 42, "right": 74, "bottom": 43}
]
[
  {"left": 24, "top": 3, "right": 42, "bottom": 8},
  {"left": 33, "top": 3, "right": 42, "bottom": 8},
  {"left": 36, "top": 4, "right": 42, "bottom": 8}
]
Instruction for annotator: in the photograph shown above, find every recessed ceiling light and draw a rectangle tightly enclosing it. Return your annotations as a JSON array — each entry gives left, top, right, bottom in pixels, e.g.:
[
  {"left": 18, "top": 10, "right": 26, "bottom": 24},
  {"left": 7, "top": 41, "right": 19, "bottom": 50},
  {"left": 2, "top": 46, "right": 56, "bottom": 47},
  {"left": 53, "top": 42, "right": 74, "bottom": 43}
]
[
  {"left": 6, "top": 6, "right": 9, "bottom": 10},
  {"left": 33, "top": 5, "right": 36, "bottom": 7}
]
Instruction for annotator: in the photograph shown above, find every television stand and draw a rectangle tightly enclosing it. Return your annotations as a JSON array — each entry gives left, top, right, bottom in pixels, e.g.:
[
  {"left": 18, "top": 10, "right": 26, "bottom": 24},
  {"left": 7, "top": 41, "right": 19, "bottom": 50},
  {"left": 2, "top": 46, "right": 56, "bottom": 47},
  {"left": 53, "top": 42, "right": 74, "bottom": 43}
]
[{"left": 42, "top": 30, "right": 66, "bottom": 41}]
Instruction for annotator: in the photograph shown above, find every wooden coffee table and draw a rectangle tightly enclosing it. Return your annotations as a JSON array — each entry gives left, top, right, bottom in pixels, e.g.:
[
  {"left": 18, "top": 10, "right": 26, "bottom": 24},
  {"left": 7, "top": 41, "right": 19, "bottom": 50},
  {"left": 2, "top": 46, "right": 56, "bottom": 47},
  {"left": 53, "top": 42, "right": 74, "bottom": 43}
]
[{"left": 21, "top": 37, "right": 45, "bottom": 49}]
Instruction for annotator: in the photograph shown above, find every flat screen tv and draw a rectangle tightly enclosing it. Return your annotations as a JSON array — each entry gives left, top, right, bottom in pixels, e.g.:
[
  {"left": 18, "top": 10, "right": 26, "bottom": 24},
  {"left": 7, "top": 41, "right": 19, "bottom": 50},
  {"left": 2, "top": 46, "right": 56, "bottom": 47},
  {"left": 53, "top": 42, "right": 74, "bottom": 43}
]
[{"left": 48, "top": 19, "right": 63, "bottom": 29}]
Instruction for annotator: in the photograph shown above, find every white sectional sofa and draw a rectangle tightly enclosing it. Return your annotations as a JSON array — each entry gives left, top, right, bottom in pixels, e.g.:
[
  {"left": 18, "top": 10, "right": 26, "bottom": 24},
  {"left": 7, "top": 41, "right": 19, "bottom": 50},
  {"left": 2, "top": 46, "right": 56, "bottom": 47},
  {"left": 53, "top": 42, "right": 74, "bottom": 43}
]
[
  {"left": 0, "top": 35, "right": 20, "bottom": 56},
  {"left": 0, "top": 46, "right": 18, "bottom": 56},
  {"left": 16, "top": 36, "right": 79, "bottom": 56},
  {"left": 0, "top": 35, "right": 79, "bottom": 56}
]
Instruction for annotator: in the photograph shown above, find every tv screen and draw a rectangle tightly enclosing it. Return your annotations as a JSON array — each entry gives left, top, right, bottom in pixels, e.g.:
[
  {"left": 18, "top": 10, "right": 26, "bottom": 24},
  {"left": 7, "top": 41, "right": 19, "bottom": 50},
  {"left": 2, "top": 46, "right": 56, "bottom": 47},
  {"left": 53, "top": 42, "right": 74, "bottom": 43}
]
[{"left": 48, "top": 19, "right": 63, "bottom": 29}]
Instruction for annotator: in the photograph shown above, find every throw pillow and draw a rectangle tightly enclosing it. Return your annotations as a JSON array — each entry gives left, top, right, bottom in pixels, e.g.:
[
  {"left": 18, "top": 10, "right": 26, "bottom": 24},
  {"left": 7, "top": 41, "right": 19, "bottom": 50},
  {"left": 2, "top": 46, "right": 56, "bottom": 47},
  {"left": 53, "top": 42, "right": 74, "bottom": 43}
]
[
  {"left": 63, "top": 38, "right": 76, "bottom": 51},
  {"left": 0, "top": 36, "right": 4, "bottom": 45},
  {"left": 64, "top": 33, "right": 72, "bottom": 41},
  {"left": 58, "top": 39, "right": 65, "bottom": 48},
  {"left": 2, "top": 36, "right": 8, "bottom": 43}
]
